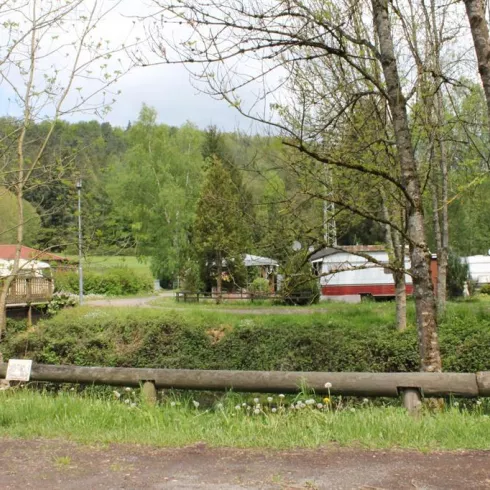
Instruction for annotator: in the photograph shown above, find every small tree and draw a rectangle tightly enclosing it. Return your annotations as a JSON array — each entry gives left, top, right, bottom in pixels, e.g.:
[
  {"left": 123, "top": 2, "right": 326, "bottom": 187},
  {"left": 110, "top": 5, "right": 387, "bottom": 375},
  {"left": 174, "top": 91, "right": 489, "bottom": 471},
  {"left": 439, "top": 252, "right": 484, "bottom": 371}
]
[{"left": 193, "top": 156, "right": 249, "bottom": 301}]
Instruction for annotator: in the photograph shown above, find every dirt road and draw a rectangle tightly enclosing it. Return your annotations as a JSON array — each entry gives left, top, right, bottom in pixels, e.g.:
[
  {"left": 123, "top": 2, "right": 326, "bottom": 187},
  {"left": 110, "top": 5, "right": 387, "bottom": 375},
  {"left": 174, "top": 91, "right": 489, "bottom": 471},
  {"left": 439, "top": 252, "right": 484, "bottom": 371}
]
[{"left": 1, "top": 439, "right": 489, "bottom": 489}]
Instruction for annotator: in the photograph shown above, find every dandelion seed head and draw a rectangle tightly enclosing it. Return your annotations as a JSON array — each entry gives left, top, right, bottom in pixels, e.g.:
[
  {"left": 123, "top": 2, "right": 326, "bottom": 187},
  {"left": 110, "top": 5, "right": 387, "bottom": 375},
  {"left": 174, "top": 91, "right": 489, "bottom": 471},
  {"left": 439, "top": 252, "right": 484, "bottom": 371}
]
[
  {"left": 124, "top": 399, "right": 130, "bottom": 404},
  {"left": 363, "top": 398, "right": 369, "bottom": 404},
  {"left": 170, "top": 401, "right": 176, "bottom": 407},
  {"left": 453, "top": 402, "right": 459, "bottom": 407},
  {"left": 253, "top": 398, "right": 259, "bottom": 403},
  {"left": 350, "top": 407, "right": 356, "bottom": 413},
  {"left": 216, "top": 403, "right": 224, "bottom": 409},
  {"left": 125, "top": 387, "right": 131, "bottom": 392},
  {"left": 192, "top": 400, "right": 200, "bottom": 408},
  {"left": 267, "top": 397, "right": 273, "bottom": 402},
  {"left": 235, "top": 404, "right": 241, "bottom": 410},
  {"left": 242, "top": 402, "right": 247, "bottom": 407},
  {"left": 271, "top": 408, "right": 277, "bottom": 413},
  {"left": 253, "top": 408, "right": 260, "bottom": 415},
  {"left": 476, "top": 400, "right": 482, "bottom": 406},
  {"left": 324, "top": 382, "right": 332, "bottom": 389},
  {"left": 113, "top": 391, "right": 121, "bottom": 399},
  {"left": 305, "top": 399, "right": 315, "bottom": 405},
  {"left": 130, "top": 403, "right": 137, "bottom": 408},
  {"left": 279, "top": 394, "right": 285, "bottom": 399},
  {"left": 317, "top": 403, "right": 323, "bottom": 409}
]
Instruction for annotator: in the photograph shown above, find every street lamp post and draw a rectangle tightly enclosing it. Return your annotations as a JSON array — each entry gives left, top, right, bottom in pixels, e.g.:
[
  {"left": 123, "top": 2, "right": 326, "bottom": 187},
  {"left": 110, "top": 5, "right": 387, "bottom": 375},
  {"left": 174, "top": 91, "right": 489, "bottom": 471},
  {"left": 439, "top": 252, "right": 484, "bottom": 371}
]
[{"left": 76, "top": 179, "right": 83, "bottom": 305}]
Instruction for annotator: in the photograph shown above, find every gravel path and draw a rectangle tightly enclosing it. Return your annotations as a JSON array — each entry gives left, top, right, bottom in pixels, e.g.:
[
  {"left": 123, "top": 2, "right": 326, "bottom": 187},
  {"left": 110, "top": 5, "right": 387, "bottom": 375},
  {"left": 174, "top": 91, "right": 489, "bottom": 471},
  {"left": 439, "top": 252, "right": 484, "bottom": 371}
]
[
  {"left": 1, "top": 439, "right": 489, "bottom": 489},
  {"left": 84, "top": 296, "right": 322, "bottom": 315}
]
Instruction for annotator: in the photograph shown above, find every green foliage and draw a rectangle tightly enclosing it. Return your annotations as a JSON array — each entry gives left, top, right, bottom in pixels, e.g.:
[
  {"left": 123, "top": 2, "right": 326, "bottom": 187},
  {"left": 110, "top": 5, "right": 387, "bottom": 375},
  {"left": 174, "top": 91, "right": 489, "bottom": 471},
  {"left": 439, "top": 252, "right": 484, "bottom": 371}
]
[
  {"left": 249, "top": 277, "right": 270, "bottom": 295},
  {"left": 0, "top": 186, "right": 41, "bottom": 246},
  {"left": 181, "top": 260, "right": 202, "bottom": 292},
  {"left": 480, "top": 284, "right": 490, "bottom": 295},
  {"left": 46, "top": 292, "right": 78, "bottom": 315},
  {"left": 447, "top": 251, "right": 469, "bottom": 298},
  {"left": 4, "top": 301, "right": 489, "bottom": 372},
  {"left": 54, "top": 267, "right": 153, "bottom": 296},
  {"left": 280, "top": 251, "right": 320, "bottom": 305}
]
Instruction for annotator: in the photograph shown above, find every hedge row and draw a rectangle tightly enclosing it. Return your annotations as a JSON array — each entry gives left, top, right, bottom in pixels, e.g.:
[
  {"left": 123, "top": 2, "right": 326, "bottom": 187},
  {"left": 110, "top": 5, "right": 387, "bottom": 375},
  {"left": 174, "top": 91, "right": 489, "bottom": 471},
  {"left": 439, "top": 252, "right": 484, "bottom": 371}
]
[
  {"left": 54, "top": 267, "right": 153, "bottom": 296},
  {"left": 3, "top": 304, "right": 490, "bottom": 373}
]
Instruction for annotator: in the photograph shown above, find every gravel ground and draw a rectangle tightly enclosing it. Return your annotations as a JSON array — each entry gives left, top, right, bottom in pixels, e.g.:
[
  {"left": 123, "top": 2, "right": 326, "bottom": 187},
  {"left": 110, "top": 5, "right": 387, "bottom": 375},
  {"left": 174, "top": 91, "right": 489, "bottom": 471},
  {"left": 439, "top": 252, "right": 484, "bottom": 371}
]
[{"left": 1, "top": 439, "right": 489, "bottom": 489}]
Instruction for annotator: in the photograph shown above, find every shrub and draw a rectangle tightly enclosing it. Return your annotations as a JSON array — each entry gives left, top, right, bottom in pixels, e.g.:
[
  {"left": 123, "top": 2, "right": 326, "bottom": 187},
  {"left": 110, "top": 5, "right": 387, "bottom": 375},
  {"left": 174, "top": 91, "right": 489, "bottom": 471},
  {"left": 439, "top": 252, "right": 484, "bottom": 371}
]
[
  {"left": 480, "top": 284, "right": 490, "bottom": 295},
  {"left": 280, "top": 250, "right": 320, "bottom": 305},
  {"left": 181, "top": 260, "right": 202, "bottom": 293},
  {"left": 447, "top": 251, "right": 469, "bottom": 298},
  {"left": 54, "top": 267, "right": 153, "bottom": 296},
  {"left": 248, "top": 278, "right": 270, "bottom": 295},
  {"left": 3, "top": 303, "right": 489, "bottom": 373}
]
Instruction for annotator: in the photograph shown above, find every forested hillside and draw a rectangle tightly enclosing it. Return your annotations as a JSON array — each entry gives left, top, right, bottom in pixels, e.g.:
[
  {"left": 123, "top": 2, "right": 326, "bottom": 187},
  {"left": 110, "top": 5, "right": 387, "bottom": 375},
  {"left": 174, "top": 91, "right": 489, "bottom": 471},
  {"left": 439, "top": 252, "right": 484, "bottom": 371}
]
[{"left": 1, "top": 89, "right": 489, "bottom": 284}]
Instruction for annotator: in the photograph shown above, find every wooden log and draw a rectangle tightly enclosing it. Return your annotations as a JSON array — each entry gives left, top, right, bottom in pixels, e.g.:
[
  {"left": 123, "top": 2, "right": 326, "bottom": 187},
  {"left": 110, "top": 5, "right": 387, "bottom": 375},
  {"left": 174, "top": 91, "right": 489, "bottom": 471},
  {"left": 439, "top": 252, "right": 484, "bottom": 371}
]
[
  {"left": 0, "top": 364, "right": 482, "bottom": 397},
  {"left": 476, "top": 371, "right": 490, "bottom": 396},
  {"left": 141, "top": 381, "right": 157, "bottom": 405},
  {"left": 401, "top": 388, "right": 422, "bottom": 413}
]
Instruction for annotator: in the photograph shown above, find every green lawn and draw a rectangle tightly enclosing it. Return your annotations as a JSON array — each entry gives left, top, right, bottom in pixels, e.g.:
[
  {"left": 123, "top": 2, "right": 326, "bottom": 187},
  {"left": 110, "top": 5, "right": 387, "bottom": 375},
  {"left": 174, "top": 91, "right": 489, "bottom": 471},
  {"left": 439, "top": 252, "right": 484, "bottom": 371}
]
[
  {"left": 66, "top": 255, "right": 152, "bottom": 275},
  {"left": 0, "top": 390, "right": 489, "bottom": 450}
]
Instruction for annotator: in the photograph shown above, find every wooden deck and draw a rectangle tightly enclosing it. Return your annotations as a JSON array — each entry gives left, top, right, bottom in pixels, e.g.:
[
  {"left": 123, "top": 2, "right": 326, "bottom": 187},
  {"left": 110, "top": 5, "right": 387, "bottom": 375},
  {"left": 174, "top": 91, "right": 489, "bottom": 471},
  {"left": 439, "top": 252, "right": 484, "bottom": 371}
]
[{"left": 4, "top": 276, "right": 54, "bottom": 306}]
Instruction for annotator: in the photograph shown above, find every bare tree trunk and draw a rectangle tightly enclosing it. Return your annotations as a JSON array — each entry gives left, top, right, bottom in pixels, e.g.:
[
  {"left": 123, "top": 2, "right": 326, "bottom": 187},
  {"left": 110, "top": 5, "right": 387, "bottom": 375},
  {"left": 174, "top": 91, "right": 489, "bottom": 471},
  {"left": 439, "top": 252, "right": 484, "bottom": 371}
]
[
  {"left": 372, "top": 0, "right": 441, "bottom": 371},
  {"left": 464, "top": 0, "right": 490, "bottom": 124},
  {"left": 381, "top": 193, "right": 407, "bottom": 331},
  {"left": 216, "top": 251, "right": 222, "bottom": 304}
]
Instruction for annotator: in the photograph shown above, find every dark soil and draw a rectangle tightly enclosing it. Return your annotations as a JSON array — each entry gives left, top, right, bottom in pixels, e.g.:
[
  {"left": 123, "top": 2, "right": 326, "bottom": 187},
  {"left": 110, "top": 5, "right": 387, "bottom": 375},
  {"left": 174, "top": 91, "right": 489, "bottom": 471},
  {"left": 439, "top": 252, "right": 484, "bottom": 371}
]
[{"left": 1, "top": 438, "right": 489, "bottom": 489}]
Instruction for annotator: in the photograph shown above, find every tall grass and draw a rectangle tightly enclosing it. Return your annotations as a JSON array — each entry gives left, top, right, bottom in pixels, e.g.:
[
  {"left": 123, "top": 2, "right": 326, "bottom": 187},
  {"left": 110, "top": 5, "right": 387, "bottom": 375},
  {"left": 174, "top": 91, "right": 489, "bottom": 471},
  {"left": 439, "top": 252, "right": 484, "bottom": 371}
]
[{"left": 0, "top": 390, "right": 489, "bottom": 450}]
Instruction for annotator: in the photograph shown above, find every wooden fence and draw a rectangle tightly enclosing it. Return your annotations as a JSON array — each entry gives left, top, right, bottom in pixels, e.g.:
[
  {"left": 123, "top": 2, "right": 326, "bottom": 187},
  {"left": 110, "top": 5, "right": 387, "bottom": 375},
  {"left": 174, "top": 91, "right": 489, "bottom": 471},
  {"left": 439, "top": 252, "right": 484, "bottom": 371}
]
[
  {"left": 4, "top": 277, "right": 54, "bottom": 305},
  {"left": 1, "top": 363, "right": 489, "bottom": 411}
]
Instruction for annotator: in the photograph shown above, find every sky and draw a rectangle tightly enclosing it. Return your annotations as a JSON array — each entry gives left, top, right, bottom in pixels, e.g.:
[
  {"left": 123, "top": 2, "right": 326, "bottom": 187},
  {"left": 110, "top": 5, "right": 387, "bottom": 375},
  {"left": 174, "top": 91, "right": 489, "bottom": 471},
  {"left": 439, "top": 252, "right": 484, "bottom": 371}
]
[{"left": 0, "top": 0, "right": 261, "bottom": 132}]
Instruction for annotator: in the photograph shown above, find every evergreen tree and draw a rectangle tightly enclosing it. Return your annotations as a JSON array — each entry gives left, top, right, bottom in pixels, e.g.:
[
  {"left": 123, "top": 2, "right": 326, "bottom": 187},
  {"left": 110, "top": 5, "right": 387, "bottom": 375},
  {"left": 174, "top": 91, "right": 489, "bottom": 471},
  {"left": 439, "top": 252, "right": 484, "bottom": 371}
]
[{"left": 193, "top": 156, "right": 249, "bottom": 298}]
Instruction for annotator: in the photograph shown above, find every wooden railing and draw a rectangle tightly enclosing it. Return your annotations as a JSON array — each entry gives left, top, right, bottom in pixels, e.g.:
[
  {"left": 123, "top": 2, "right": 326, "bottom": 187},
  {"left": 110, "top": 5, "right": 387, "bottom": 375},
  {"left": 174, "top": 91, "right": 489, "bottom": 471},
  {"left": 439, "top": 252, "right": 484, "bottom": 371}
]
[
  {"left": 1, "top": 363, "right": 489, "bottom": 411},
  {"left": 3, "top": 276, "right": 54, "bottom": 305}
]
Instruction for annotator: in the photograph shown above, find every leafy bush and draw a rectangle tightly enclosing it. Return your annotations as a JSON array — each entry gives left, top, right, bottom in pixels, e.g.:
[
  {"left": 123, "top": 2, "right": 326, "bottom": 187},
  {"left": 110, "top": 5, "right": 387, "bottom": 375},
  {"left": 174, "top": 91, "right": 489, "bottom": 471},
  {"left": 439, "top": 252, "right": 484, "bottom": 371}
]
[
  {"left": 248, "top": 278, "right": 270, "bottom": 295},
  {"left": 480, "top": 284, "right": 490, "bottom": 295},
  {"left": 447, "top": 251, "right": 469, "bottom": 298},
  {"left": 181, "top": 260, "right": 202, "bottom": 293},
  {"left": 54, "top": 267, "right": 153, "bottom": 296},
  {"left": 4, "top": 303, "right": 489, "bottom": 372}
]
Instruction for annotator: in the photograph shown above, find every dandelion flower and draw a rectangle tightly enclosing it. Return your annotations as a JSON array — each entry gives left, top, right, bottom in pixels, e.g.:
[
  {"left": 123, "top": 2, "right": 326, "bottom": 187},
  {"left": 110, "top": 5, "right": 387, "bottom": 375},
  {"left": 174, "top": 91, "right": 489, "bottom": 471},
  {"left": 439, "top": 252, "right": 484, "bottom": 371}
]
[
  {"left": 323, "top": 397, "right": 331, "bottom": 404},
  {"left": 253, "top": 398, "right": 259, "bottom": 404},
  {"left": 279, "top": 394, "right": 285, "bottom": 399},
  {"left": 271, "top": 408, "right": 277, "bottom": 413},
  {"left": 324, "top": 382, "right": 332, "bottom": 389},
  {"left": 192, "top": 400, "right": 200, "bottom": 408},
  {"left": 267, "top": 397, "right": 273, "bottom": 403},
  {"left": 254, "top": 408, "right": 260, "bottom": 415}
]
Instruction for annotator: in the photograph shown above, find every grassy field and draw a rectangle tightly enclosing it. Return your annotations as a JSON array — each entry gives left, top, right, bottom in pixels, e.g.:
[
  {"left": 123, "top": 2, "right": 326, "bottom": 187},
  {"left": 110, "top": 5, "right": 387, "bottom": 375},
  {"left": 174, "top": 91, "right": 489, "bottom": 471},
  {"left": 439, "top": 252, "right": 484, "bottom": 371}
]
[
  {"left": 66, "top": 255, "right": 152, "bottom": 275},
  {"left": 0, "top": 390, "right": 489, "bottom": 450}
]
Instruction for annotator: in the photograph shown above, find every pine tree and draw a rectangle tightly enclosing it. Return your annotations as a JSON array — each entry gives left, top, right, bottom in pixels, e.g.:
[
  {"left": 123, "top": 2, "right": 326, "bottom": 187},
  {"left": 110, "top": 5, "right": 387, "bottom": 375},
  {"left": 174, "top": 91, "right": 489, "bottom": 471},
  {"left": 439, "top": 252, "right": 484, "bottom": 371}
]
[{"left": 193, "top": 156, "right": 249, "bottom": 299}]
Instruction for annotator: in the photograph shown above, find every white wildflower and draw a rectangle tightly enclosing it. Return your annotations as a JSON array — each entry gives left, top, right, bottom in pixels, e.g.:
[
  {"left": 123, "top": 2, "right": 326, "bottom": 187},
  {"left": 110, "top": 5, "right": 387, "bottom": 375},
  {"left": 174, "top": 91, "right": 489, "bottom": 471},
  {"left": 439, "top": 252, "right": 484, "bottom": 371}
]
[
  {"left": 317, "top": 403, "right": 323, "bottom": 409},
  {"left": 350, "top": 407, "right": 356, "bottom": 413},
  {"left": 242, "top": 402, "right": 247, "bottom": 407},
  {"left": 267, "top": 397, "right": 273, "bottom": 402},
  {"left": 253, "top": 408, "right": 260, "bottom": 415},
  {"left": 125, "top": 387, "right": 132, "bottom": 392},
  {"left": 363, "top": 398, "right": 369, "bottom": 404},
  {"left": 324, "top": 382, "right": 332, "bottom": 389},
  {"left": 192, "top": 400, "right": 200, "bottom": 408},
  {"left": 216, "top": 403, "right": 224, "bottom": 410},
  {"left": 246, "top": 406, "right": 251, "bottom": 411},
  {"left": 271, "top": 408, "right": 277, "bottom": 413},
  {"left": 253, "top": 398, "right": 259, "bottom": 404},
  {"left": 235, "top": 404, "right": 241, "bottom": 410},
  {"left": 453, "top": 402, "right": 459, "bottom": 407},
  {"left": 256, "top": 404, "right": 261, "bottom": 409},
  {"left": 170, "top": 401, "right": 176, "bottom": 407},
  {"left": 476, "top": 400, "right": 482, "bottom": 406},
  {"left": 305, "top": 399, "right": 315, "bottom": 406},
  {"left": 113, "top": 391, "right": 121, "bottom": 399},
  {"left": 124, "top": 399, "right": 130, "bottom": 404},
  {"left": 70, "top": 387, "right": 75, "bottom": 391},
  {"left": 279, "top": 394, "right": 285, "bottom": 399}
]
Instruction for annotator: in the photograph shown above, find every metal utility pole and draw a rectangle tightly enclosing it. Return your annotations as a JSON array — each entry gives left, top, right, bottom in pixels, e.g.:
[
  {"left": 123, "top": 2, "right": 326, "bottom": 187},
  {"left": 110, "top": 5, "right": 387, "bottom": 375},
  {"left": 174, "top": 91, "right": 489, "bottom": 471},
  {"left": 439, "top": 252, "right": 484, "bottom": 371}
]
[
  {"left": 76, "top": 179, "right": 84, "bottom": 305},
  {"left": 323, "top": 164, "right": 337, "bottom": 246}
]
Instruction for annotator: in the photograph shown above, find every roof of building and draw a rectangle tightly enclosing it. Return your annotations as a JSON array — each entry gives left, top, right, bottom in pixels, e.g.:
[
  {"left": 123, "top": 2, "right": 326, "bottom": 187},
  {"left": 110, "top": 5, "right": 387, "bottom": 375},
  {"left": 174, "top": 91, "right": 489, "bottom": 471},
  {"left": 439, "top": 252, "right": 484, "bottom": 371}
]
[
  {"left": 0, "top": 245, "right": 69, "bottom": 262},
  {"left": 243, "top": 254, "right": 278, "bottom": 267},
  {"left": 309, "top": 245, "right": 386, "bottom": 262}
]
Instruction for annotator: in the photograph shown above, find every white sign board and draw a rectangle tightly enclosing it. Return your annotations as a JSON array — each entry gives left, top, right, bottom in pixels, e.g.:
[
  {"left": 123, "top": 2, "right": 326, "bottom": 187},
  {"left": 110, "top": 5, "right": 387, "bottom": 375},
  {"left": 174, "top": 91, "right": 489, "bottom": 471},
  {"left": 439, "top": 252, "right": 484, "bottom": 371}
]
[{"left": 6, "top": 359, "right": 32, "bottom": 381}]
